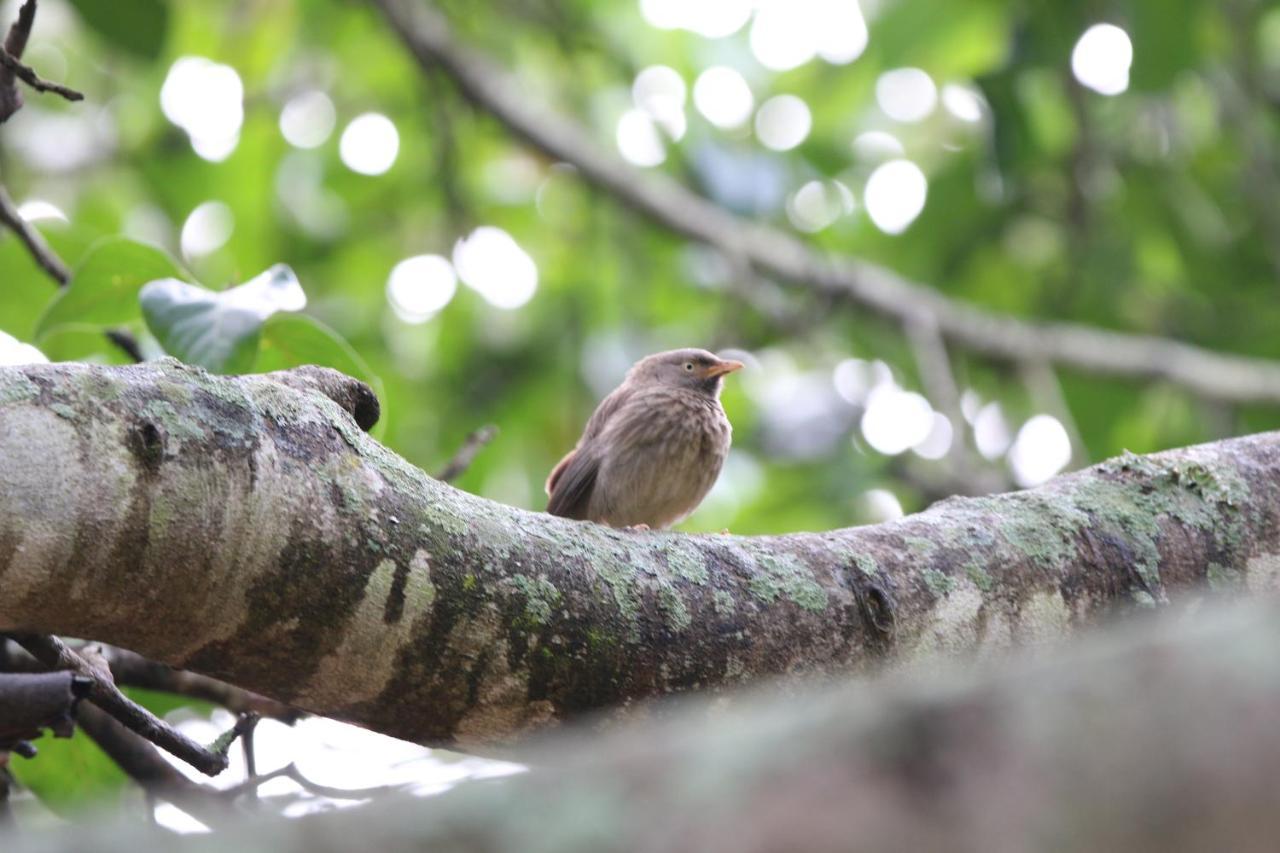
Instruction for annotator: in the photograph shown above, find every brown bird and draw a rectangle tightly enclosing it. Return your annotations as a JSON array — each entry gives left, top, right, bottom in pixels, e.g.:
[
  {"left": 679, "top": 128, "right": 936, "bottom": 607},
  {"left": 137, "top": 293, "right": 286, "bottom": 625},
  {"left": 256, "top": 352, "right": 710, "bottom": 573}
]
[{"left": 546, "top": 348, "right": 744, "bottom": 530}]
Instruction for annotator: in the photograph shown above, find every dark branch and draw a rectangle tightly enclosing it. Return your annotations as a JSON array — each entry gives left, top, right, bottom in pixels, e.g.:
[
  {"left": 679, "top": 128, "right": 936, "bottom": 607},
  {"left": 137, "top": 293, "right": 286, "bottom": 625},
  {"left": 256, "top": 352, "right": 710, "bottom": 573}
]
[
  {"left": 437, "top": 424, "right": 498, "bottom": 483},
  {"left": 0, "top": 48, "right": 84, "bottom": 101},
  {"left": 0, "top": 183, "right": 69, "bottom": 284},
  {"left": 0, "top": 671, "right": 88, "bottom": 750},
  {"left": 10, "top": 634, "right": 233, "bottom": 777}
]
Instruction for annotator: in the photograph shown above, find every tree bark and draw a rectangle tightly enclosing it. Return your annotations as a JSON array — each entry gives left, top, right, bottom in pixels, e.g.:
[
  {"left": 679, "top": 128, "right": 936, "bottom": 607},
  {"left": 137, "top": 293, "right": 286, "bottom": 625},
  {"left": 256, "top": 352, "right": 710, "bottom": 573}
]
[
  {"left": 1, "top": 361, "right": 1278, "bottom": 747},
  {"left": 8, "top": 601, "right": 1280, "bottom": 852}
]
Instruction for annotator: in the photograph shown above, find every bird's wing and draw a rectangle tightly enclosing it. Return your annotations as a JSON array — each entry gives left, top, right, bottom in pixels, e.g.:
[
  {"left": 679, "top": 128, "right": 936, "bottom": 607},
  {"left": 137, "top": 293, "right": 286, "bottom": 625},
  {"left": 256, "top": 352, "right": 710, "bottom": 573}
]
[
  {"left": 545, "top": 446, "right": 600, "bottom": 519},
  {"left": 545, "top": 384, "right": 634, "bottom": 519}
]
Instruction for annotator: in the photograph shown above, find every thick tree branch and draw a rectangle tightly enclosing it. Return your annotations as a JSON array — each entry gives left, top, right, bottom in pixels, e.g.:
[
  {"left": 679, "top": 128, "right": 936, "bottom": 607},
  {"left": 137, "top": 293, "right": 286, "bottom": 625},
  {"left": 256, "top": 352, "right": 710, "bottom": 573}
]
[
  {"left": 0, "top": 671, "right": 86, "bottom": 749},
  {"left": 370, "top": 0, "right": 1280, "bottom": 406},
  {"left": 1, "top": 361, "right": 1278, "bottom": 747}
]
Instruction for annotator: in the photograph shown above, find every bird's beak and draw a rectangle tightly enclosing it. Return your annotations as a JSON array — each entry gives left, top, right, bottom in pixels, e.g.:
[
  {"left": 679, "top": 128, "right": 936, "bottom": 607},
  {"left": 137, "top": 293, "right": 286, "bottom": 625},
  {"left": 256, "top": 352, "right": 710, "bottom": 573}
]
[{"left": 705, "top": 359, "right": 745, "bottom": 378}]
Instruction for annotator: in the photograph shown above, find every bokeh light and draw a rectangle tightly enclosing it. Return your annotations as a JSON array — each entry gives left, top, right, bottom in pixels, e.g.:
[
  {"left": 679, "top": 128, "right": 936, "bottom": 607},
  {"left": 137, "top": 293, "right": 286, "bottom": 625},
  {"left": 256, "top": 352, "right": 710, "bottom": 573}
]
[
  {"left": 280, "top": 91, "right": 337, "bottom": 149},
  {"left": 453, "top": 226, "right": 538, "bottom": 309},
  {"left": 852, "top": 130, "right": 905, "bottom": 162},
  {"left": 875, "top": 68, "right": 937, "bottom": 123},
  {"left": 787, "top": 179, "right": 853, "bottom": 232},
  {"left": 639, "top": 0, "right": 752, "bottom": 38},
  {"left": 861, "top": 383, "right": 935, "bottom": 455},
  {"left": 941, "top": 84, "right": 984, "bottom": 123},
  {"left": 693, "top": 66, "right": 754, "bottom": 129},
  {"left": 862, "top": 488, "right": 904, "bottom": 522},
  {"left": 864, "top": 159, "right": 927, "bottom": 234},
  {"left": 16, "top": 199, "right": 67, "bottom": 222},
  {"left": 973, "top": 402, "right": 1012, "bottom": 460},
  {"left": 160, "top": 57, "right": 244, "bottom": 162},
  {"left": 616, "top": 109, "right": 666, "bottom": 167},
  {"left": 632, "top": 65, "right": 687, "bottom": 140},
  {"left": 340, "top": 113, "right": 400, "bottom": 175},
  {"left": 1008, "top": 414, "right": 1072, "bottom": 486},
  {"left": 749, "top": 0, "right": 868, "bottom": 71},
  {"left": 755, "top": 95, "right": 812, "bottom": 151},
  {"left": 387, "top": 255, "right": 458, "bottom": 324},
  {"left": 179, "top": 201, "right": 234, "bottom": 259},
  {"left": 1072, "top": 24, "right": 1133, "bottom": 96},
  {"left": 913, "top": 413, "right": 955, "bottom": 460},
  {"left": 0, "top": 331, "right": 48, "bottom": 366}
]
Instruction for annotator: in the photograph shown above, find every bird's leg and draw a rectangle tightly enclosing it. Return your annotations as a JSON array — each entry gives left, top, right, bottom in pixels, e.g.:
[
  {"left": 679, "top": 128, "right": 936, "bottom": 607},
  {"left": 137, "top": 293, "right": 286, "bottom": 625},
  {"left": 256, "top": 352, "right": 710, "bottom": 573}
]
[{"left": 623, "top": 523, "right": 651, "bottom": 532}]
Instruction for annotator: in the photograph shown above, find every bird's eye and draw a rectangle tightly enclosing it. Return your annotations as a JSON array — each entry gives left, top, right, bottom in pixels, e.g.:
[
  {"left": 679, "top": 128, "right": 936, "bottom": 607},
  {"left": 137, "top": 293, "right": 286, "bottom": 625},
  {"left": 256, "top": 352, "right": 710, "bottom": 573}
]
[{"left": 683, "top": 362, "right": 694, "bottom": 371}]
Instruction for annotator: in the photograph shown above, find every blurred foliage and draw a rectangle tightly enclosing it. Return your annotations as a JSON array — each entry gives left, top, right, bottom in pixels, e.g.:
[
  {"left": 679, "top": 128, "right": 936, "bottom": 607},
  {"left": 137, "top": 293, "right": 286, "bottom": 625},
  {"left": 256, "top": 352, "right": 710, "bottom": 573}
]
[{"left": 0, "top": 0, "right": 1276, "bottom": 550}]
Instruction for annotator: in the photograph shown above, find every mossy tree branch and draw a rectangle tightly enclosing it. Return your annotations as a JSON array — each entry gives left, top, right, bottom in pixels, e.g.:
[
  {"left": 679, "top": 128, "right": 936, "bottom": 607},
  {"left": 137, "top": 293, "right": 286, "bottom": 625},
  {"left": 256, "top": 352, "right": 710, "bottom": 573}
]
[{"left": 1, "top": 361, "right": 1278, "bottom": 747}]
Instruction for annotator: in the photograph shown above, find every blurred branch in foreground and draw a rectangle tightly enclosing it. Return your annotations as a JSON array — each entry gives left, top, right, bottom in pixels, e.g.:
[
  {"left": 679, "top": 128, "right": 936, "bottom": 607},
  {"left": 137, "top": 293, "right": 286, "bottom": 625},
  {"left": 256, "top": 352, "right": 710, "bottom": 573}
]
[
  {"left": 372, "top": 0, "right": 1280, "bottom": 407},
  {"left": 12, "top": 601, "right": 1280, "bottom": 851}
]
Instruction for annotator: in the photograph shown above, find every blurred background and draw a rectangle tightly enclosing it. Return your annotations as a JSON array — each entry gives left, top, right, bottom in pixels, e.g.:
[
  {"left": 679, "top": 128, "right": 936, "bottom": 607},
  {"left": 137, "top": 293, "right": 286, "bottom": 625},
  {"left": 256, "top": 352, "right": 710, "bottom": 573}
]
[{"left": 2, "top": 0, "right": 1280, "bottom": 830}]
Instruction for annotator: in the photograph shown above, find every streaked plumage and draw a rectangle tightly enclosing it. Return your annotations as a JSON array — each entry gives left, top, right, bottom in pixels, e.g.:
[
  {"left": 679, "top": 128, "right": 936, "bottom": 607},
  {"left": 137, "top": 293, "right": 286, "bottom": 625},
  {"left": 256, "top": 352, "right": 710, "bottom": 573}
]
[{"left": 546, "top": 348, "right": 742, "bottom": 529}]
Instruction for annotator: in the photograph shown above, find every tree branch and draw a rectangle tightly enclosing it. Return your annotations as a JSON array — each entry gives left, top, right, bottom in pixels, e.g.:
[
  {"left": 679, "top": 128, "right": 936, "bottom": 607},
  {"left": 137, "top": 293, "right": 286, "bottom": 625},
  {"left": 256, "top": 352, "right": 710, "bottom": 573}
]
[
  {"left": 0, "top": 671, "right": 87, "bottom": 749},
  {"left": 436, "top": 424, "right": 497, "bottom": 483},
  {"left": 2, "top": 361, "right": 1278, "bottom": 747},
  {"left": 0, "top": 184, "right": 69, "bottom": 284},
  {"left": 0, "top": 1, "right": 82, "bottom": 124},
  {"left": 370, "top": 0, "right": 1280, "bottom": 407},
  {"left": 9, "top": 634, "right": 233, "bottom": 776}
]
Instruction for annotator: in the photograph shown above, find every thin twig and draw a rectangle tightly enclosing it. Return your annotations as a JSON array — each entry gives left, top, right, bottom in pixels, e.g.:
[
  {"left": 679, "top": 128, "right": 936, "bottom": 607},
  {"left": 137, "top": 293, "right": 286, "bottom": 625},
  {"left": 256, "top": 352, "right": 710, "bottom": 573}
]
[
  {"left": 437, "top": 424, "right": 498, "bottom": 483},
  {"left": 904, "top": 313, "right": 973, "bottom": 472},
  {"left": 76, "top": 703, "right": 232, "bottom": 825},
  {"left": 0, "top": 183, "right": 69, "bottom": 283},
  {"left": 371, "top": 0, "right": 1280, "bottom": 406},
  {"left": 220, "top": 762, "right": 408, "bottom": 802},
  {"left": 10, "top": 634, "right": 235, "bottom": 777},
  {"left": 0, "top": 48, "right": 83, "bottom": 101}
]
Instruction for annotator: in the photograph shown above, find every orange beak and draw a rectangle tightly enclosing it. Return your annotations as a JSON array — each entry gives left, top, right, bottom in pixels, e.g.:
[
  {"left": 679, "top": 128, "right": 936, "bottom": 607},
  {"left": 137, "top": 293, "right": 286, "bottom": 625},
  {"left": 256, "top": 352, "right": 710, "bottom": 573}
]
[{"left": 705, "top": 359, "right": 745, "bottom": 378}]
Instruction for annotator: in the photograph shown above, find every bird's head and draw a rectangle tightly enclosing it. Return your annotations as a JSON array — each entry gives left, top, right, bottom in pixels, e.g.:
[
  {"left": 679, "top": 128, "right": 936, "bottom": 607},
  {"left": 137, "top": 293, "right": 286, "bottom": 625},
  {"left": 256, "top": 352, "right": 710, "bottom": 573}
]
[{"left": 629, "top": 348, "right": 745, "bottom": 397}]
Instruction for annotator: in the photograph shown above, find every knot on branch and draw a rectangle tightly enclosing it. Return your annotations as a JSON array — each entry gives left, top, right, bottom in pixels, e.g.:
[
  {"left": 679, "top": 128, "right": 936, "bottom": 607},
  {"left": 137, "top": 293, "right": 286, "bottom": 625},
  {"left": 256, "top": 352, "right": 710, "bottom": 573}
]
[
  {"left": 262, "top": 365, "right": 381, "bottom": 432},
  {"left": 850, "top": 565, "right": 897, "bottom": 652}
]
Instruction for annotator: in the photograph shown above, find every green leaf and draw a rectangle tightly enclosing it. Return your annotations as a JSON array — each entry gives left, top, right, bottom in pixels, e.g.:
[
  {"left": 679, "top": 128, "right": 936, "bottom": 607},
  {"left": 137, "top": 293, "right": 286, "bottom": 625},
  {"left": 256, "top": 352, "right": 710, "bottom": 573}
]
[
  {"left": 9, "top": 729, "right": 130, "bottom": 815},
  {"left": 255, "top": 313, "right": 386, "bottom": 435},
  {"left": 36, "top": 238, "right": 186, "bottom": 340},
  {"left": 67, "top": 0, "right": 170, "bottom": 61},
  {"left": 140, "top": 264, "right": 307, "bottom": 374}
]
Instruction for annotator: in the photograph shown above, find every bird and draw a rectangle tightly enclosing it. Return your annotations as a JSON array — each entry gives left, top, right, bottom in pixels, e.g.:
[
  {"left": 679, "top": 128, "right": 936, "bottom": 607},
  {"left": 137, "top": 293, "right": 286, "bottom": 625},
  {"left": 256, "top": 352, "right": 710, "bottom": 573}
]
[{"left": 545, "top": 348, "right": 743, "bottom": 530}]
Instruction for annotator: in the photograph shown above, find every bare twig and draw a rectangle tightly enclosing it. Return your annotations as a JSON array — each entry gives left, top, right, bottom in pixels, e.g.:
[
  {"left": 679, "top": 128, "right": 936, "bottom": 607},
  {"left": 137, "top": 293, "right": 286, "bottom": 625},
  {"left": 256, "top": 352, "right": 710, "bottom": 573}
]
[
  {"left": 1020, "top": 360, "right": 1090, "bottom": 466},
  {"left": 75, "top": 703, "right": 232, "bottom": 825},
  {"left": 904, "top": 314, "right": 972, "bottom": 470},
  {"left": 0, "top": 183, "right": 69, "bottom": 283},
  {"left": 371, "top": 0, "right": 1280, "bottom": 406},
  {"left": 10, "top": 634, "right": 234, "bottom": 777},
  {"left": 0, "top": 183, "right": 147, "bottom": 363},
  {"left": 437, "top": 424, "right": 498, "bottom": 482},
  {"left": 0, "top": 1, "right": 82, "bottom": 123},
  {"left": 0, "top": 48, "right": 83, "bottom": 101},
  {"left": 220, "top": 762, "right": 408, "bottom": 802}
]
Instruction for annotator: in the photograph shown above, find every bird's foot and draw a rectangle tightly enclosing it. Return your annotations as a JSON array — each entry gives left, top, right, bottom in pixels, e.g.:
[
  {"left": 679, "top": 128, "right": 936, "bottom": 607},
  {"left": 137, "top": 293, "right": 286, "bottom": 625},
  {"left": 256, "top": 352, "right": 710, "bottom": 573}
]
[
  {"left": 718, "top": 528, "right": 731, "bottom": 535},
  {"left": 623, "top": 523, "right": 651, "bottom": 532}
]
